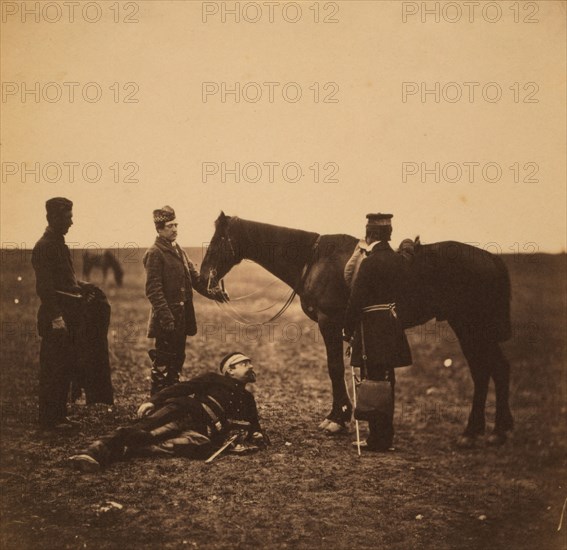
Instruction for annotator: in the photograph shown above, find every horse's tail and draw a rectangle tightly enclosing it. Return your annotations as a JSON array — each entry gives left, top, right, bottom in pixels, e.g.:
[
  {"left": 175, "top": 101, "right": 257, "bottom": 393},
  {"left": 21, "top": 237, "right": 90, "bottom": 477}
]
[{"left": 492, "top": 254, "right": 512, "bottom": 342}]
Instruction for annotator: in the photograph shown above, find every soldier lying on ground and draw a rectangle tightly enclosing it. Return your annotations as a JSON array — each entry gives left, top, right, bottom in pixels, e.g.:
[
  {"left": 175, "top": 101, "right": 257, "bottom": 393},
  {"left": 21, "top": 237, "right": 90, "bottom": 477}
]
[{"left": 69, "top": 352, "right": 268, "bottom": 471}]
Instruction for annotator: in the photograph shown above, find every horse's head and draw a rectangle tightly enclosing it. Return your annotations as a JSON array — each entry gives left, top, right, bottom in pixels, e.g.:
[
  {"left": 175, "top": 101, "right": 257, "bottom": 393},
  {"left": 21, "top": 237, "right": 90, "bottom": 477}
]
[{"left": 201, "top": 211, "right": 241, "bottom": 291}]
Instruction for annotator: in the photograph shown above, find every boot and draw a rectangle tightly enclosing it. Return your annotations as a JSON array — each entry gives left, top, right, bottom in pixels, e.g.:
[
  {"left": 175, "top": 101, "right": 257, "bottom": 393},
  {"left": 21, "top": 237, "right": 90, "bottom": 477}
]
[
  {"left": 148, "top": 349, "right": 177, "bottom": 396},
  {"left": 166, "top": 361, "right": 183, "bottom": 386}
]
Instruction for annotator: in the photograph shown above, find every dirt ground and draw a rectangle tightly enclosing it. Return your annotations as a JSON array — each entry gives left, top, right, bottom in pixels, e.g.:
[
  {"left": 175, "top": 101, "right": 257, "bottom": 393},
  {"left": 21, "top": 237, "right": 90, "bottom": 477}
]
[{"left": 1, "top": 248, "right": 565, "bottom": 550}]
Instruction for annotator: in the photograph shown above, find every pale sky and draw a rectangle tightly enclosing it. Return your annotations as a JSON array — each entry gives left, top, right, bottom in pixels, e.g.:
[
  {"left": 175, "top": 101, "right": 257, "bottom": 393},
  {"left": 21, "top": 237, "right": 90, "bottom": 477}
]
[{"left": 1, "top": 0, "right": 565, "bottom": 252}]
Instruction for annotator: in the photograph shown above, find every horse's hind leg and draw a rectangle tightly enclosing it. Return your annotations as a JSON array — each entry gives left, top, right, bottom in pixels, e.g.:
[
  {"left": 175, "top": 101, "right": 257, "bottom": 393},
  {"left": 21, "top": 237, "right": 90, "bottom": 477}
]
[
  {"left": 488, "top": 342, "right": 514, "bottom": 444},
  {"left": 318, "top": 316, "right": 352, "bottom": 435},
  {"left": 453, "top": 327, "right": 491, "bottom": 447}
]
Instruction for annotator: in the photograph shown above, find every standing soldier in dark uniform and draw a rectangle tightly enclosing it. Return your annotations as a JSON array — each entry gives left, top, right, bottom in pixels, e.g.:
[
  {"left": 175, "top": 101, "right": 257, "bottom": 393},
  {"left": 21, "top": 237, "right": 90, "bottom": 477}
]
[
  {"left": 143, "top": 206, "right": 226, "bottom": 395},
  {"left": 32, "top": 198, "right": 112, "bottom": 431},
  {"left": 343, "top": 213, "right": 412, "bottom": 451},
  {"left": 69, "top": 352, "right": 268, "bottom": 471}
]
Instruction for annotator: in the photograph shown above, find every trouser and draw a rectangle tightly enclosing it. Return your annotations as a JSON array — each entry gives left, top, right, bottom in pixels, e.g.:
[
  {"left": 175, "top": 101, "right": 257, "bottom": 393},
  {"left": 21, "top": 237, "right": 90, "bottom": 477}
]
[
  {"left": 150, "top": 330, "right": 187, "bottom": 395},
  {"left": 82, "top": 398, "right": 214, "bottom": 466},
  {"left": 38, "top": 328, "right": 77, "bottom": 427},
  {"left": 365, "top": 365, "right": 396, "bottom": 449}
]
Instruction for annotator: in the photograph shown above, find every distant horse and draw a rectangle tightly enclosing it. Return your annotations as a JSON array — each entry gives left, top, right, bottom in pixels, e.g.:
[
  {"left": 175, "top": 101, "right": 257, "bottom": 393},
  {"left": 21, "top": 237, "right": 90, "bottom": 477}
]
[
  {"left": 82, "top": 250, "right": 124, "bottom": 287},
  {"left": 201, "top": 213, "right": 514, "bottom": 446}
]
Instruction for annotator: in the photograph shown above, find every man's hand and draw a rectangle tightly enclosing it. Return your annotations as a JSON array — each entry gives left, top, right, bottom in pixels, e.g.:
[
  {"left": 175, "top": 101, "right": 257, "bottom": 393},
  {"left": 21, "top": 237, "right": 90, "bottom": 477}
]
[
  {"left": 212, "top": 289, "right": 229, "bottom": 302},
  {"left": 137, "top": 402, "right": 155, "bottom": 418},
  {"left": 80, "top": 282, "right": 98, "bottom": 303},
  {"left": 227, "top": 420, "right": 252, "bottom": 433},
  {"left": 342, "top": 329, "right": 353, "bottom": 344},
  {"left": 51, "top": 317, "right": 67, "bottom": 331}
]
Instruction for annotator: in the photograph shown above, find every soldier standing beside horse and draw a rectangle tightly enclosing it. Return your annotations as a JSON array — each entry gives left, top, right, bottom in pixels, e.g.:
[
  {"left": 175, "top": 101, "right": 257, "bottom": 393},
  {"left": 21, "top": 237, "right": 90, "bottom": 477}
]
[
  {"left": 143, "top": 206, "right": 226, "bottom": 395},
  {"left": 343, "top": 213, "right": 412, "bottom": 451}
]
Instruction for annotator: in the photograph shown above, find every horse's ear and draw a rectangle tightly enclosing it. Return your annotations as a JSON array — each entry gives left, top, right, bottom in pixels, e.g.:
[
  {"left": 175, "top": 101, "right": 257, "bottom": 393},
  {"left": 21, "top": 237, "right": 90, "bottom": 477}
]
[{"left": 216, "top": 211, "right": 229, "bottom": 229}]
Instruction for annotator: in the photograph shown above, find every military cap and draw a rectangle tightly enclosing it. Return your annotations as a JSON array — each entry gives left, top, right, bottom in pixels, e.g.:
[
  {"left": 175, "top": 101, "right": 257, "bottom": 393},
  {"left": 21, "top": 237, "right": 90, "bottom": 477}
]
[
  {"left": 153, "top": 205, "right": 176, "bottom": 225},
  {"left": 220, "top": 352, "right": 251, "bottom": 372},
  {"left": 366, "top": 213, "right": 393, "bottom": 228},
  {"left": 45, "top": 197, "right": 73, "bottom": 216}
]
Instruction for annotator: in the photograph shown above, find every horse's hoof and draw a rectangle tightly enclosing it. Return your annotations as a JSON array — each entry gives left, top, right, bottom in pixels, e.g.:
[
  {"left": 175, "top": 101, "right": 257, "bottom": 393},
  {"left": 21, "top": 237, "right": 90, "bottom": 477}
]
[
  {"left": 323, "top": 421, "right": 347, "bottom": 435},
  {"left": 318, "top": 419, "right": 331, "bottom": 431},
  {"left": 456, "top": 435, "right": 476, "bottom": 449},
  {"left": 487, "top": 433, "right": 507, "bottom": 446}
]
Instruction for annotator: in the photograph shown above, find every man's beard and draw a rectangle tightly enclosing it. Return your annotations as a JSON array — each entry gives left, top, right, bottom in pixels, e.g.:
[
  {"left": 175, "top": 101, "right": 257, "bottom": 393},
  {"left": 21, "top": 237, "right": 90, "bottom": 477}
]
[{"left": 49, "top": 219, "right": 71, "bottom": 235}]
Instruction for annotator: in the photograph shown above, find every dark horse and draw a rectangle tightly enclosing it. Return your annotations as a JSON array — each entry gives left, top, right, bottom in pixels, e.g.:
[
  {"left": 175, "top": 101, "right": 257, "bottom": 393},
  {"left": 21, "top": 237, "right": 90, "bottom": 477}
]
[
  {"left": 82, "top": 250, "right": 124, "bottom": 287},
  {"left": 201, "top": 213, "right": 514, "bottom": 446}
]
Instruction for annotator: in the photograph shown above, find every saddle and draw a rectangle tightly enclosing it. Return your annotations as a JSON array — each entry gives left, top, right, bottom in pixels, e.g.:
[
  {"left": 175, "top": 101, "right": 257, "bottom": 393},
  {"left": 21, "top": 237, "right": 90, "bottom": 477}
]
[{"left": 397, "top": 236, "right": 421, "bottom": 260}]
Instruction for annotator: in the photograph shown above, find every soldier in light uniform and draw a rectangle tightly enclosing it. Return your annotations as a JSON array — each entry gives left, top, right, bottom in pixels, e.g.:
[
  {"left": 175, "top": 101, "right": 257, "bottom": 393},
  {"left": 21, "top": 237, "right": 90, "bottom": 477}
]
[
  {"left": 143, "top": 206, "right": 226, "bottom": 395},
  {"left": 343, "top": 213, "right": 412, "bottom": 451}
]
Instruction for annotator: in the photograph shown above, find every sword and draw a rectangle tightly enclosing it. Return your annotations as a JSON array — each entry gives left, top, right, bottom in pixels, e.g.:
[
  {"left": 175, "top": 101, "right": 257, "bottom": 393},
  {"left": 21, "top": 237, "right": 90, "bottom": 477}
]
[
  {"left": 205, "top": 433, "right": 239, "bottom": 464},
  {"left": 351, "top": 366, "right": 361, "bottom": 456}
]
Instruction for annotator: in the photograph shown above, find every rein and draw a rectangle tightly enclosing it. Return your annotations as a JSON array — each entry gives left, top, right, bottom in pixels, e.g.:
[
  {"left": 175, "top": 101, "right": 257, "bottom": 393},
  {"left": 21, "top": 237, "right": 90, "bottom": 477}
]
[{"left": 212, "top": 236, "right": 321, "bottom": 325}]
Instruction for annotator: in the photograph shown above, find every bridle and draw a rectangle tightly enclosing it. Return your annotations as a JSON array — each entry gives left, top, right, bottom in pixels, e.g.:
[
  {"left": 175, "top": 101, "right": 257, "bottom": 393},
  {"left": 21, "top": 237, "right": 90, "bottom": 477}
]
[
  {"left": 206, "top": 231, "right": 238, "bottom": 294},
  {"left": 206, "top": 231, "right": 321, "bottom": 325}
]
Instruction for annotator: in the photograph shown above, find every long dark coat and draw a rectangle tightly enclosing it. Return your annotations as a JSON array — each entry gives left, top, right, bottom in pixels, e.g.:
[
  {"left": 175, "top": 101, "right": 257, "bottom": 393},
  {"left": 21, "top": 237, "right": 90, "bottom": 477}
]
[
  {"left": 343, "top": 241, "right": 412, "bottom": 369},
  {"left": 143, "top": 237, "right": 210, "bottom": 338}
]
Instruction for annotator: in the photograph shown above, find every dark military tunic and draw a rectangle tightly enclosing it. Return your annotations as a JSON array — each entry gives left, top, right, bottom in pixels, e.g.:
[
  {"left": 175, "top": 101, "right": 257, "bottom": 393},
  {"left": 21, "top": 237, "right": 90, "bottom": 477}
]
[
  {"left": 344, "top": 240, "right": 412, "bottom": 369},
  {"left": 32, "top": 227, "right": 82, "bottom": 334}
]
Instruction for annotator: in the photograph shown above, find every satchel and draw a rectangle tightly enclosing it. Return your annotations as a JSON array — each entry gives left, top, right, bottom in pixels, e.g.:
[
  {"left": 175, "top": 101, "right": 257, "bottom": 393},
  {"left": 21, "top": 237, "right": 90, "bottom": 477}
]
[{"left": 354, "top": 379, "right": 392, "bottom": 421}]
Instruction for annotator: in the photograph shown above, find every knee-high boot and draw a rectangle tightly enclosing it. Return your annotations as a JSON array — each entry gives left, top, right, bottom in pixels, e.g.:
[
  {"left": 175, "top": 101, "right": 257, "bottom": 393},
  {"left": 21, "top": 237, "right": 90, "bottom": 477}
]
[{"left": 148, "top": 349, "right": 177, "bottom": 396}]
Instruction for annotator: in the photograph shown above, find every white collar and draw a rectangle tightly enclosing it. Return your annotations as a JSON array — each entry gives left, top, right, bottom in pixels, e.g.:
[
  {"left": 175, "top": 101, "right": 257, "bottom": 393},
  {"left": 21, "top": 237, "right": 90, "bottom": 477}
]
[{"left": 358, "top": 240, "right": 379, "bottom": 252}]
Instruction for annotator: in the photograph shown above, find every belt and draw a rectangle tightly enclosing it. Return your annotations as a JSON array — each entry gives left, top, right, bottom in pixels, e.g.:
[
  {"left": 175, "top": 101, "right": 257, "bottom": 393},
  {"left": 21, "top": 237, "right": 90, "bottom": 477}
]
[
  {"left": 200, "top": 395, "right": 225, "bottom": 433},
  {"left": 362, "top": 303, "right": 398, "bottom": 319}
]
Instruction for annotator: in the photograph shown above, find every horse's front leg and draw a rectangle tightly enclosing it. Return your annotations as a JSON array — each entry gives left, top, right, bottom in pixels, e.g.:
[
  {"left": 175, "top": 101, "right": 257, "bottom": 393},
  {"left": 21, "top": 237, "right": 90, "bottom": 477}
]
[{"left": 318, "top": 317, "right": 352, "bottom": 435}]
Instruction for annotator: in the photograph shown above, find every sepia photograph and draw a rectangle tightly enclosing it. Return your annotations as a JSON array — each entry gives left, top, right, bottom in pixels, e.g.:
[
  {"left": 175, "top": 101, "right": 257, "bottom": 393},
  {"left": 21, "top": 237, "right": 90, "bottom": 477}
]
[{"left": 1, "top": 1, "right": 566, "bottom": 548}]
